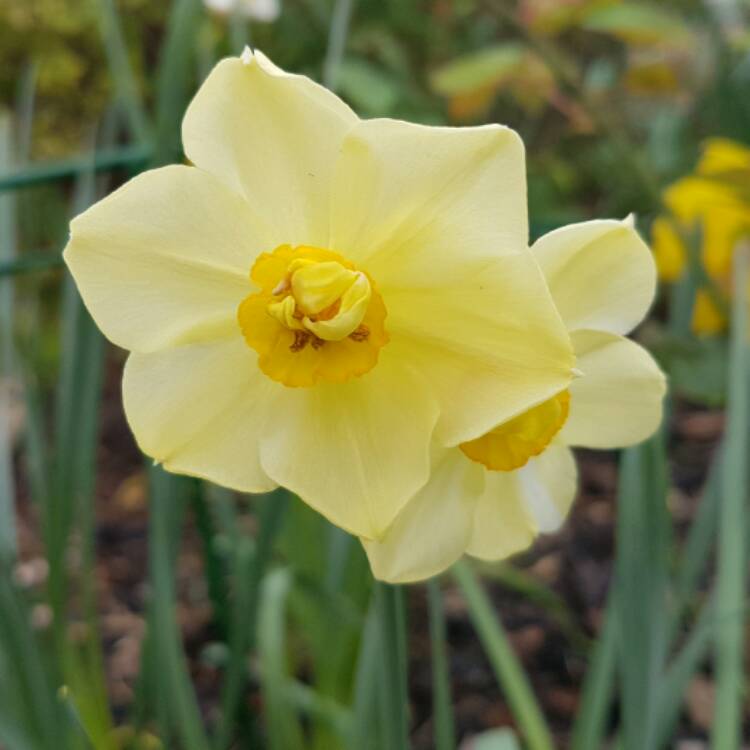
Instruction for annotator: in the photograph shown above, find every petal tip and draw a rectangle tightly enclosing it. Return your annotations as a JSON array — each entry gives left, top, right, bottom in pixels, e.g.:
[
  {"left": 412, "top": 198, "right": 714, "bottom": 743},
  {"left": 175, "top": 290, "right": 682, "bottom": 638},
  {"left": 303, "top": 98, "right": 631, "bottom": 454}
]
[{"left": 240, "top": 45, "right": 254, "bottom": 65}]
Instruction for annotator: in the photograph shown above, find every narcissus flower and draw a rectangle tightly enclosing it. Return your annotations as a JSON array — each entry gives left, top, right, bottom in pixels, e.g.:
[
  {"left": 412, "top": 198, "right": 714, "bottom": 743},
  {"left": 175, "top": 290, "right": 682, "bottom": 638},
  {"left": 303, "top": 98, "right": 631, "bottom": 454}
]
[
  {"left": 652, "top": 138, "right": 750, "bottom": 334},
  {"left": 364, "top": 220, "right": 666, "bottom": 583},
  {"left": 204, "top": 0, "right": 280, "bottom": 22},
  {"left": 63, "top": 49, "right": 575, "bottom": 540}
]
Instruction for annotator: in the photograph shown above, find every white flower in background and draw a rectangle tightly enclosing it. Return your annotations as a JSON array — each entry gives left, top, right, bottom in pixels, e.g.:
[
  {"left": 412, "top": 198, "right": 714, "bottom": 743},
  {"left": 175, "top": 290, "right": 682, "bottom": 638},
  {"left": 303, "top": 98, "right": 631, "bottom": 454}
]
[{"left": 204, "top": 0, "right": 280, "bottom": 22}]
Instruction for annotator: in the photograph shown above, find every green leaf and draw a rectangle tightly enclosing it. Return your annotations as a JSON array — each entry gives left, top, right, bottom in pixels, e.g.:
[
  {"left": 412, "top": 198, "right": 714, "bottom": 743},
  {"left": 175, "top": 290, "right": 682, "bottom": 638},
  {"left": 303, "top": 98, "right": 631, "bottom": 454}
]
[
  {"left": 154, "top": 0, "right": 204, "bottom": 164},
  {"left": 352, "top": 594, "right": 384, "bottom": 750},
  {"left": 97, "top": 0, "right": 151, "bottom": 143},
  {"left": 452, "top": 561, "right": 554, "bottom": 750},
  {"left": 570, "top": 595, "right": 618, "bottom": 750},
  {"left": 376, "top": 582, "right": 410, "bottom": 750},
  {"left": 0, "top": 113, "right": 18, "bottom": 562},
  {"left": 651, "top": 333, "right": 727, "bottom": 406},
  {"left": 581, "top": 4, "right": 691, "bottom": 45},
  {"left": 258, "top": 568, "right": 306, "bottom": 750},
  {"left": 613, "top": 434, "right": 670, "bottom": 750},
  {"left": 323, "top": 0, "right": 356, "bottom": 91},
  {"left": 712, "top": 244, "right": 750, "bottom": 749},
  {"left": 337, "top": 58, "right": 400, "bottom": 115},
  {"left": 430, "top": 44, "right": 525, "bottom": 97},
  {"left": 216, "top": 490, "right": 289, "bottom": 749},
  {"left": 427, "top": 580, "right": 455, "bottom": 750},
  {"left": 146, "top": 469, "right": 211, "bottom": 750}
]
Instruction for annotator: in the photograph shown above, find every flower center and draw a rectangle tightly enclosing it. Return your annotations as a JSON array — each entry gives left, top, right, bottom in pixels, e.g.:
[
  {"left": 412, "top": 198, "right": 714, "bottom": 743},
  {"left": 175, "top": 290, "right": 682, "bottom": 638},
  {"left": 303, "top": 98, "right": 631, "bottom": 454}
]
[
  {"left": 460, "top": 390, "right": 570, "bottom": 471},
  {"left": 267, "top": 258, "right": 372, "bottom": 342},
  {"left": 238, "top": 245, "right": 388, "bottom": 387}
]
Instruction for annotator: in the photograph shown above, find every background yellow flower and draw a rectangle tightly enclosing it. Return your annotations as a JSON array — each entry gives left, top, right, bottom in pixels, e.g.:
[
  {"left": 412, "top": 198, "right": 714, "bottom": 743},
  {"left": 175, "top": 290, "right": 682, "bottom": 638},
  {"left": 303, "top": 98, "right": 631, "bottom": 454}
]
[{"left": 652, "top": 139, "right": 750, "bottom": 334}]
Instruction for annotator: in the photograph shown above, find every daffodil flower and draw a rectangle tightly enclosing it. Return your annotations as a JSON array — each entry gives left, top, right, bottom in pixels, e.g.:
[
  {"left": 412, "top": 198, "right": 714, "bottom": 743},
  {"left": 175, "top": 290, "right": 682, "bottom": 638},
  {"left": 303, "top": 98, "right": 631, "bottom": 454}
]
[
  {"left": 204, "top": 0, "right": 280, "bottom": 22},
  {"left": 63, "top": 49, "right": 575, "bottom": 540},
  {"left": 652, "top": 138, "right": 750, "bottom": 334},
  {"left": 363, "top": 220, "right": 666, "bottom": 582}
]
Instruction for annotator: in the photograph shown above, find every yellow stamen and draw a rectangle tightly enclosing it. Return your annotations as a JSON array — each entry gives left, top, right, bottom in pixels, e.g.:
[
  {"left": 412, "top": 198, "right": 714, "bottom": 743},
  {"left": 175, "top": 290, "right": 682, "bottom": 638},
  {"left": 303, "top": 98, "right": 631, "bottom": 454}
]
[
  {"left": 237, "top": 245, "right": 388, "bottom": 387},
  {"left": 460, "top": 390, "right": 571, "bottom": 471}
]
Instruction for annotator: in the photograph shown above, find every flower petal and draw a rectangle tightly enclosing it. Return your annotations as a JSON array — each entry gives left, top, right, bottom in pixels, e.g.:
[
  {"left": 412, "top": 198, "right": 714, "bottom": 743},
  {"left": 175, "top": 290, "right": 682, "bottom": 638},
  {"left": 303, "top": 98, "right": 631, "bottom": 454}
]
[
  {"left": 330, "top": 118, "right": 528, "bottom": 278},
  {"left": 532, "top": 219, "right": 656, "bottom": 335},
  {"left": 182, "top": 49, "right": 357, "bottom": 248},
  {"left": 561, "top": 330, "right": 666, "bottom": 448},
  {"left": 467, "top": 443, "right": 577, "bottom": 559},
  {"left": 123, "top": 337, "right": 279, "bottom": 493},
  {"left": 259, "top": 354, "right": 440, "bottom": 539},
  {"left": 64, "top": 165, "right": 259, "bottom": 352},
  {"left": 517, "top": 442, "right": 578, "bottom": 533},
  {"left": 386, "top": 251, "right": 575, "bottom": 446},
  {"left": 466, "top": 467, "right": 535, "bottom": 561},
  {"left": 362, "top": 449, "right": 483, "bottom": 583}
]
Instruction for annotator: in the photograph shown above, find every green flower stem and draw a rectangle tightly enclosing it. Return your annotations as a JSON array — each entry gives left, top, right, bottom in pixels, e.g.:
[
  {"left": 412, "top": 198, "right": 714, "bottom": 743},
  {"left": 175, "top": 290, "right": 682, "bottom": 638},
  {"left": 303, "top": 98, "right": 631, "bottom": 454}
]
[{"left": 453, "top": 560, "right": 554, "bottom": 750}]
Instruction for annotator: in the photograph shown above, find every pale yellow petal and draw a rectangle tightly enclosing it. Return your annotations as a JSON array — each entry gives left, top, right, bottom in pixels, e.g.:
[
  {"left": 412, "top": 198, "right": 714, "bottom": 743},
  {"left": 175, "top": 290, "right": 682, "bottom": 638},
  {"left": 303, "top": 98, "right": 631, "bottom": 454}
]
[
  {"left": 531, "top": 219, "right": 656, "bottom": 335},
  {"left": 466, "top": 466, "right": 535, "bottom": 561},
  {"left": 386, "top": 251, "right": 575, "bottom": 446},
  {"left": 362, "top": 449, "right": 483, "bottom": 583},
  {"left": 259, "top": 354, "right": 440, "bottom": 539},
  {"left": 182, "top": 50, "right": 357, "bottom": 248},
  {"left": 123, "top": 338, "right": 279, "bottom": 493},
  {"left": 561, "top": 330, "right": 666, "bottom": 449},
  {"left": 330, "top": 118, "right": 528, "bottom": 279},
  {"left": 467, "top": 443, "right": 577, "bottom": 559},
  {"left": 516, "top": 442, "right": 577, "bottom": 533},
  {"left": 63, "top": 165, "right": 259, "bottom": 352}
]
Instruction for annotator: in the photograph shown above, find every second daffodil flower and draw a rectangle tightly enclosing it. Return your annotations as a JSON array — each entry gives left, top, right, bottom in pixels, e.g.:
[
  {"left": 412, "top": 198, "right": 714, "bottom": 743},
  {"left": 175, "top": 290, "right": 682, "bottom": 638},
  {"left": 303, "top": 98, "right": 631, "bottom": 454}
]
[
  {"left": 63, "top": 49, "right": 575, "bottom": 541},
  {"left": 364, "top": 219, "right": 667, "bottom": 583}
]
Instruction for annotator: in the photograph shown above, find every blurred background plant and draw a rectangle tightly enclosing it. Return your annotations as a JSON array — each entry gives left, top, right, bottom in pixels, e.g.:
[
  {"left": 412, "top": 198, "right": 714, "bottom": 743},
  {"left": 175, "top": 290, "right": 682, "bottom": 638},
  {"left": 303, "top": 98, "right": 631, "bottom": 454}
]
[{"left": 0, "top": 0, "right": 749, "bottom": 748}]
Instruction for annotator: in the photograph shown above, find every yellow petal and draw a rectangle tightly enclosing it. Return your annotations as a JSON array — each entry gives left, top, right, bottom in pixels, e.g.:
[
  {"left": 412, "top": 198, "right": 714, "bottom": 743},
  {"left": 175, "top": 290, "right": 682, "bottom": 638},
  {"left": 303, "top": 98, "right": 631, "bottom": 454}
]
[
  {"left": 330, "top": 118, "right": 529, "bottom": 278},
  {"left": 651, "top": 216, "right": 686, "bottom": 282},
  {"left": 691, "top": 288, "right": 726, "bottom": 335},
  {"left": 662, "top": 177, "right": 750, "bottom": 279},
  {"left": 663, "top": 176, "right": 743, "bottom": 223},
  {"left": 386, "top": 251, "right": 575, "bottom": 446},
  {"left": 362, "top": 449, "right": 483, "bottom": 583},
  {"left": 700, "top": 209, "right": 750, "bottom": 279},
  {"left": 258, "top": 354, "right": 440, "bottom": 539},
  {"left": 465, "top": 465, "right": 535, "bottom": 561},
  {"left": 697, "top": 138, "right": 750, "bottom": 178},
  {"left": 182, "top": 49, "right": 357, "bottom": 248},
  {"left": 561, "top": 330, "right": 666, "bottom": 449},
  {"left": 517, "top": 442, "right": 577, "bottom": 533},
  {"left": 123, "top": 337, "right": 279, "bottom": 493},
  {"left": 532, "top": 219, "right": 656, "bottom": 335},
  {"left": 63, "top": 165, "right": 261, "bottom": 352},
  {"left": 466, "top": 443, "right": 577, "bottom": 560}
]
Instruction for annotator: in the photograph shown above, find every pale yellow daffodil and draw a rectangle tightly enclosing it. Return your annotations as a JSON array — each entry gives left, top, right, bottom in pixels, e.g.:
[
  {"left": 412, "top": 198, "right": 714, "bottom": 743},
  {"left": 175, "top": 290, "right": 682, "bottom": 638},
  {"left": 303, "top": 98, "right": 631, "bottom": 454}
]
[
  {"left": 364, "top": 220, "right": 666, "bottom": 582},
  {"left": 63, "top": 49, "right": 575, "bottom": 541},
  {"left": 652, "top": 138, "right": 750, "bottom": 334}
]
